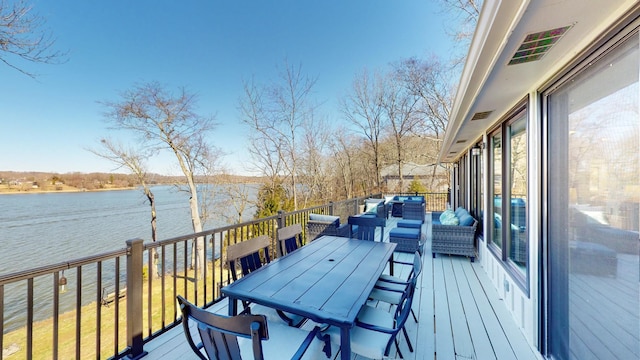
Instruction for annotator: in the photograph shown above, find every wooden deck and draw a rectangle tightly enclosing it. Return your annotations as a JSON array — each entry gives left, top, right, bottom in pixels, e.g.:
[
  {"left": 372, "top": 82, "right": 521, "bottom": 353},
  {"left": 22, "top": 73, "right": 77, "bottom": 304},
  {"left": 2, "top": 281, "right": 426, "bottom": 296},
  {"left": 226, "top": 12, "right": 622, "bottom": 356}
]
[{"left": 144, "top": 215, "right": 542, "bottom": 359}]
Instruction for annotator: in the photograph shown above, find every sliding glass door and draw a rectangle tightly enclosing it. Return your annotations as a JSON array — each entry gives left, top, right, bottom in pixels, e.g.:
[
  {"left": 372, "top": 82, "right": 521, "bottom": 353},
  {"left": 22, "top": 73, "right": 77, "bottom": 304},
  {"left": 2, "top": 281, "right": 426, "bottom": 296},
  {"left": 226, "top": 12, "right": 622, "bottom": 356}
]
[{"left": 545, "top": 30, "right": 639, "bottom": 360}]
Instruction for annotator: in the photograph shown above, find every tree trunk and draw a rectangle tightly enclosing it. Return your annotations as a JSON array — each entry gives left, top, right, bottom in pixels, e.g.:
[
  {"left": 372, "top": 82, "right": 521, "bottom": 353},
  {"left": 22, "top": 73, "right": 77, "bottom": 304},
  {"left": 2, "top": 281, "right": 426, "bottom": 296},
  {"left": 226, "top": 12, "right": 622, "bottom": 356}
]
[
  {"left": 144, "top": 188, "right": 160, "bottom": 278},
  {"left": 187, "top": 181, "right": 206, "bottom": 280}
]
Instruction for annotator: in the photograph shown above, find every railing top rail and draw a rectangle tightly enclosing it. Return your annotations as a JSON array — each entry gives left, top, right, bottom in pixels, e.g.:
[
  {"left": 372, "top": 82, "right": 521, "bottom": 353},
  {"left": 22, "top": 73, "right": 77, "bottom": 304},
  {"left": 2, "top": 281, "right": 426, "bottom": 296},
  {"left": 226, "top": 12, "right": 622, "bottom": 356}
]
[{"left": 0, "top": 247, "right": 127, "bottom": 285}]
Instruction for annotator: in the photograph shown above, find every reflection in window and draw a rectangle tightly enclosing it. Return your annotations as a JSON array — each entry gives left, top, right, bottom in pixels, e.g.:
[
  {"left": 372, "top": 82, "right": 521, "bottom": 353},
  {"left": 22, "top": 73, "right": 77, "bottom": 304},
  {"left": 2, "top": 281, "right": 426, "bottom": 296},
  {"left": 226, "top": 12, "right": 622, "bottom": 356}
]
[
  {"left": 509, "top": 117, "right": 527, "bottom": 273},
  {"left": 491, "top": 132, "right": 502, "bottom": 249},
  {"left": 547, "top": 33, "right": 638, "bottom": 360}
]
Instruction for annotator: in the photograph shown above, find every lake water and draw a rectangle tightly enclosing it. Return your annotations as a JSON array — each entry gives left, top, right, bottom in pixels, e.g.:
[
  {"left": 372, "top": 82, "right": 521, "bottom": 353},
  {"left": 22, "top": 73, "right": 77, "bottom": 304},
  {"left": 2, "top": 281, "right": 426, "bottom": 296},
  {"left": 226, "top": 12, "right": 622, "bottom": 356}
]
[
  {"left": 0, "top": 185, "right": 257, "bottom": 275},
  {"left": 0, "top": 185, "right": 258, "bottom": 331}
]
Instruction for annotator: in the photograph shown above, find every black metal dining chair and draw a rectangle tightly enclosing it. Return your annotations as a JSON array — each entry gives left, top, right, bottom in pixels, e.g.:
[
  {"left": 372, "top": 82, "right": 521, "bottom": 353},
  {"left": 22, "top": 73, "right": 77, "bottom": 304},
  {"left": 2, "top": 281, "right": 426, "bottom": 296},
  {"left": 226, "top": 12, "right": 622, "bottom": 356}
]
[
  {"left": 226, "top": 235, "right": 306, "bottom": 327},
  {"left": 347, "top": 215, "right": 385, "bottom": 242},
  {"left": 276, "top": 223, "right": 303, "bottom": 257},
  {"left": 369, "top": 251, "right": 422, "bottom": 323},
  {"left": 177, "top": 295, "right": 331, "bottom": 360},
  {"left": 323, "top": 273, "right": 418, "bottom": 359}
]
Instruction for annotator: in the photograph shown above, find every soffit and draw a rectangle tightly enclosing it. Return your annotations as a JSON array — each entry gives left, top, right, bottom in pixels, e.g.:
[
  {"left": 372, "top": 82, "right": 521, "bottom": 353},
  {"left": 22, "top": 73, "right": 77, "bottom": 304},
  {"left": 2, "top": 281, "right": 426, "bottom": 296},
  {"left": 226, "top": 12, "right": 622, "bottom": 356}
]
[{"left": 440, "top": 0, "right": 638, "bottom": 163}]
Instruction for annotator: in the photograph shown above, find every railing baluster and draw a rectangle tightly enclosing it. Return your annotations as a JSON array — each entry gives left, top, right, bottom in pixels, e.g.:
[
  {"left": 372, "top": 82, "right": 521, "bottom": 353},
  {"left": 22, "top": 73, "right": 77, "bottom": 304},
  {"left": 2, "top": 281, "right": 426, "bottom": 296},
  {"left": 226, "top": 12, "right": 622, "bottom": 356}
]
[
  {"left": 147, "top": 249, "right": 152, "bottom": 337},
  {"left": 114, "top": 257, "right": 120, "bottom": 357},
  {"left": 76, "top": 267, "right": 82, "bottom": 359},
  {"left": 172, "top": 243, "right": 177, "bottom": 320},
  {"left": 96, "top": 262, "right": 102, "bottom": 359},
  {"left": 0, "top": 284, "right": 3, "bottom": 360},
  {"left": 27, "top": 278, "right": 33, "bottom": 359},
  {"left": 161, "top": 244, "right": 166, "bottom": 328},
  {"left": 53, "top": 272, "right": 59, "bottom": 360}
]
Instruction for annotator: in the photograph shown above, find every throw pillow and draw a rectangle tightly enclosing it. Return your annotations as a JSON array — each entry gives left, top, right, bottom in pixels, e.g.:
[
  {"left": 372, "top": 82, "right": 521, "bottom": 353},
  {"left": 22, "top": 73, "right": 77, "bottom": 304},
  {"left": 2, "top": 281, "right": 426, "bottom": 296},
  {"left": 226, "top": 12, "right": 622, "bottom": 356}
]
[
  {"left": 364, "top": 202, "right": 379, "bottom": 213},
  {"left": 454, "top": 207, "right": 468, "bottom": 218},
  {"left": 439, "top": 209, "right": 457, "bottom": 225}
]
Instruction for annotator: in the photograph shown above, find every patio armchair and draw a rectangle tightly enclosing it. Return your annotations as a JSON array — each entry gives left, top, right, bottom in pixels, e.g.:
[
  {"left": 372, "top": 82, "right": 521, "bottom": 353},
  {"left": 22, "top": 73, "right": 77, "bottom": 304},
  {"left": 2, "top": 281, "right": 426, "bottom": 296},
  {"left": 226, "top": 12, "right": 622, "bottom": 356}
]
[
  {"left": 402, "top": 199, "right": 425, "bottom": 222},
  {"left": 177, "top": 295, "right": 332, "bottom": 360},
  {"left": 431, "top": 207, "right": 478, "bottom": 262},
  {"left": 363, "top": 198, "right": 387, "bottom": 219},
  {"left": 226, "top": 235, "right": 306, "bottom": 327},
  {"left": 306, "top": 214, "right": 350, "bottom": 242}
]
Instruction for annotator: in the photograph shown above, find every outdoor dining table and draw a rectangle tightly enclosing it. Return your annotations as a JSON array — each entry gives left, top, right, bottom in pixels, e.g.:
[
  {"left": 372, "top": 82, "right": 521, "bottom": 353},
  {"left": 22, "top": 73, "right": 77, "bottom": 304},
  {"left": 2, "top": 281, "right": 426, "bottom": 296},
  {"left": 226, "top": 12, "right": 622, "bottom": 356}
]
[{"left": 221, "top": 235, "right": 396, "bottom": 360}]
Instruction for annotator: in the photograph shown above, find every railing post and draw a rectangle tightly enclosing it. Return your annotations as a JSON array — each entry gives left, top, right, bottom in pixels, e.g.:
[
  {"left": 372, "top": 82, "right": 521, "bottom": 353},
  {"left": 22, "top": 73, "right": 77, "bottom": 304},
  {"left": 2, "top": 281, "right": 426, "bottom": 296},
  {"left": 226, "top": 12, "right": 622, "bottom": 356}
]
[
  {"left": 277, "top": 210, "right": 285, "bottom": 229},
  {"left": 126, "top": 238, "right": 147, "bottom": 359},
  {"left": 329, "top": 201, "right": 334, "bottom": 216}
]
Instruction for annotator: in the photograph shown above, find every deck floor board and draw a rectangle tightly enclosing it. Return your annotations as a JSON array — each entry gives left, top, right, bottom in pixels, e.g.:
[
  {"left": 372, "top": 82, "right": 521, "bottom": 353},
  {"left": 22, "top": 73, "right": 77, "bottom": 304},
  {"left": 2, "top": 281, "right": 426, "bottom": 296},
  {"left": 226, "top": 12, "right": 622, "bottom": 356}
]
[{"left": 144, "top": 214, "right": 541, "bottom": 359}]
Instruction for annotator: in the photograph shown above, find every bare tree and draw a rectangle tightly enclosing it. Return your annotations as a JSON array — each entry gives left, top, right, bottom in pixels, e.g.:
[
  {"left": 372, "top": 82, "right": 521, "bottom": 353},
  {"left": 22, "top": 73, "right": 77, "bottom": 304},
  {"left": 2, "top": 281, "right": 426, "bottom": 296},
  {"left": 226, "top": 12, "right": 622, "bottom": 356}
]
[
  {"left": 438, "top": 0, "right": 482, "bottom": 44},
  {"left": 0, "top": 0, "right": 66, "bottom": 77},
  {"left": 329, "top": 128, "right": 359, "bottom": 198},
  {"left": 298, "top": 114, "right": 332, "bottom": 205},
  {"left": 341, "top": 69, "right": 386, "bottom": 192},
  {"left": 239, "top": 61, "right": 319, "bottom": 210},
  {"left": 381, "top": 72, "right": 422, "bottom": 192},
  {"left": 102, "top": 82, "right": 220, "bottom": 279},
  {"left": 89, "top": 139, "right": 161, "bottom": 278},
  {"left": 213, "top": 174, "right": 253, "bottom": 225},
  {"left": 239, "top": 77, "right": 285, "bottom": 189}
]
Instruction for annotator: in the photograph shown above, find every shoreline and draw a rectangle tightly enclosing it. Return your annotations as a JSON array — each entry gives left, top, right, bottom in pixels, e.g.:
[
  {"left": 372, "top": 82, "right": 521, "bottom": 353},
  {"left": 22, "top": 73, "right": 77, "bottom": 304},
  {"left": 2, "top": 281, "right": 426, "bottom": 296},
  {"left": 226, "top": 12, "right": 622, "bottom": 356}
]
[{"left": 0, "top": 186, "right": 136, "bottom": 195}]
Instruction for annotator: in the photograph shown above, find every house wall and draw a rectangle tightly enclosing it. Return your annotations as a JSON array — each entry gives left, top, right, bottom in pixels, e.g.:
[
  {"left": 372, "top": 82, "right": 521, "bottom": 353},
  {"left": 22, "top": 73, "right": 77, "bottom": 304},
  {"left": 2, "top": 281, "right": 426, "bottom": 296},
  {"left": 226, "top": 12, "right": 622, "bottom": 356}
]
[{"left": 471, "top": 9, "right": 639, "bottom": 353}]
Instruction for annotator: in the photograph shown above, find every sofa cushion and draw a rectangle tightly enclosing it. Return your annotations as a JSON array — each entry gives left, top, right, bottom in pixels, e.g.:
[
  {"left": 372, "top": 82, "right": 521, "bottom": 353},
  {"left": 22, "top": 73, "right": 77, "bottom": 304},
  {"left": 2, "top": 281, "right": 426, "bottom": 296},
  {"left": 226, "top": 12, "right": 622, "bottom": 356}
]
[
  {"left": 389, "top": 227, "right": 421, "bottom": 239},
  {"left": 458, "top": 213, "right": 475, "bottom": 227},
  {"left": 454, "top": 207, "right": 468, "bottom": 218},
  {"left": 308, "top": 214, "right": 340, "bottom": 226},
  {"left": 440, "top": 209, "right": 459, "bottom": 225}
]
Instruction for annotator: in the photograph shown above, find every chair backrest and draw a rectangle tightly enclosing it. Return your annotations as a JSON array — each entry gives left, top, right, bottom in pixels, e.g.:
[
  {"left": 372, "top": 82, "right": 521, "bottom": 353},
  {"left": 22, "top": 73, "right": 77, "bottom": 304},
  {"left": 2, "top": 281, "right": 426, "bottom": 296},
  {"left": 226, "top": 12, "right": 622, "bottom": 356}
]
[
  {"left": 177, "top": 295, "right": 268, "bottom": 360},
  {"left": 226, "top": 235, "right": 272, "bottom": 282},
  {"left": 393, "top": 274, "right": 418, "bottom": 329},
  {"left": 276, "top": 223, "right": 303, "bottom": 257},
  {"left": 410, "top": 251, "right": 423, "bottom": 280},
  {"left": 348, "top": 216, "right": 385, "bottom": 241}
]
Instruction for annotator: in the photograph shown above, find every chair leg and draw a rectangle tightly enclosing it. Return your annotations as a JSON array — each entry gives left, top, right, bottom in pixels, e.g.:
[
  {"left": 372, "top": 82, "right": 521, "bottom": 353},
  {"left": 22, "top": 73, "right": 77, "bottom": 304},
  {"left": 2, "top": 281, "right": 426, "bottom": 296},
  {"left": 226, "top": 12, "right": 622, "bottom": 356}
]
[
  {"left": 402, "top": 327, "right": 414, "bottom": 353},
  {"left": 411, "top": 308, "right": 418, "bottom": 323},
  {"left": 394, "top": 339, "right": 404, "bottom": 359}
]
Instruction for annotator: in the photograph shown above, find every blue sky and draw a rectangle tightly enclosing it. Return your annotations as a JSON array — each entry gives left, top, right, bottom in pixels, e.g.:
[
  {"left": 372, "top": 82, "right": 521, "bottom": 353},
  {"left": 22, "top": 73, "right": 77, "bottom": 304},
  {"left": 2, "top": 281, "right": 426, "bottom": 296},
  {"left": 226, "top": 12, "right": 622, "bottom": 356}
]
[{"left": 1, "top": 0, "right": 458, "bottom": 176}]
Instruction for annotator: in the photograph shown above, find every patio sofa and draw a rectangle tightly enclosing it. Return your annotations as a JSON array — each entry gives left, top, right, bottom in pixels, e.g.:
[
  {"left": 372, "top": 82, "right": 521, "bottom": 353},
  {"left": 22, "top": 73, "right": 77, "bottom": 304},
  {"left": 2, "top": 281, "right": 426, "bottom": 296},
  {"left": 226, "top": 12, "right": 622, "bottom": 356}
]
[
  {"left": 306, "top": 213, "right": 350, "bottom": 242},
  {"left": 432, "top": 207, "right": 478, "bottom": 262}
]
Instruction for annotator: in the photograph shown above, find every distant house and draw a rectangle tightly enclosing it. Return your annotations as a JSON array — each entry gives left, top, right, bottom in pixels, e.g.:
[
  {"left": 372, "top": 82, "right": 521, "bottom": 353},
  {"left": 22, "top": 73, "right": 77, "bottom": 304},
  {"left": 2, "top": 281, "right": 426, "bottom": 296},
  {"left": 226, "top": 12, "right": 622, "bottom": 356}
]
[
  {"left": 381, "top": 162, "right": 449, "bottom": 192},
  {"left": 439, "top": 1, "right": 639, "bottom": 359}
]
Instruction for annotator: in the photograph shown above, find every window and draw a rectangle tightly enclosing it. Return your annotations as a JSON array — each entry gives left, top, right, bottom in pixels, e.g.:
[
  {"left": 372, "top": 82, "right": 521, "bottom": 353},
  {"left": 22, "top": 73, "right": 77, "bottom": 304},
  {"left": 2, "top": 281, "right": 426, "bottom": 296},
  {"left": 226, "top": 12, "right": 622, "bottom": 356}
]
[
  {"left": 507, "top": 116, "right": 527, "bottom": 274},
  {"left": 488, "top": 104, "right": 528, "bottom": 285},
  {"left": 490, "top": 130, "right": 503, "bottom": 250}
]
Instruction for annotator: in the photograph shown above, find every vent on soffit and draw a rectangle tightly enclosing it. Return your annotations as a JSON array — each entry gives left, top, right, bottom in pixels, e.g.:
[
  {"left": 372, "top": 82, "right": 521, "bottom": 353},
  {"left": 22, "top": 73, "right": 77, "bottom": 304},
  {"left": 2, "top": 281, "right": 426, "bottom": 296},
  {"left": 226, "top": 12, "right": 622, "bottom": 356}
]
[
  {"left": 471, "top": 111, "right": 493, "bottom": 121},
  {"left": 509, "top": 25, "right": 573, "bottom": 65}
]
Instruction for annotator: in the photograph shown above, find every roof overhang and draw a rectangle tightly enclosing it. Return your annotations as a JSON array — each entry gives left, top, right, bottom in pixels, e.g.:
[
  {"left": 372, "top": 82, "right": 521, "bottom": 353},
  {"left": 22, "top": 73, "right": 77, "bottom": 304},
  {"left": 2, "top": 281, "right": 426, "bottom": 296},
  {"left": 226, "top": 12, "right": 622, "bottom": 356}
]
[{"left": 439, "top": 0, "right": 638, "bottom": 163}]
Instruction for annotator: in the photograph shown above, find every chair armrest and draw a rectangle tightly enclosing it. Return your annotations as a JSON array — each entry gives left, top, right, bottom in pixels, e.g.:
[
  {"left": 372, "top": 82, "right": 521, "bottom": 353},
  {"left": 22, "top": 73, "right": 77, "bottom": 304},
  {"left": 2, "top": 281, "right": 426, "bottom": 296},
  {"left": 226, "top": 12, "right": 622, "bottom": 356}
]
[{"left": 354, "top": 320, "right": 395, "bottom": 334}]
